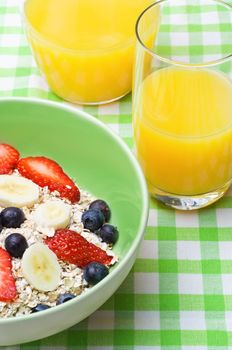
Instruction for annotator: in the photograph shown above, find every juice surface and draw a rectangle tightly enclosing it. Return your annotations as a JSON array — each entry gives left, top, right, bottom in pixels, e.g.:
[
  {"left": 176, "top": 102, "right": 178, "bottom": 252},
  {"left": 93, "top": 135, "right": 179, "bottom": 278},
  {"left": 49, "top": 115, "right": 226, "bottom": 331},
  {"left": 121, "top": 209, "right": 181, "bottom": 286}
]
[
  {"left": 25, "top": 0, "right": 154, "bottom": 103},
  {"left": 134, "top": 67, "right": 232, "bottom": 195},
  {"left": 27, "top": 0, "right": 151, "bottom": 50}
]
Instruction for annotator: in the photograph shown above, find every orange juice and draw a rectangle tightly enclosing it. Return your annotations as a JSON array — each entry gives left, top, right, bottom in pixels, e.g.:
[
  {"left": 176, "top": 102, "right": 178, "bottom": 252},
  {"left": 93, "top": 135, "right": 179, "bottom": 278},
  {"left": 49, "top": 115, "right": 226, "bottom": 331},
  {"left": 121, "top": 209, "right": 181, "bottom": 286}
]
[
  {"left": 134, "top": 67, "right": 232, "bottom": 195},
  {"left": 24, "top": 0, "right": 153, "bottom": 104}
]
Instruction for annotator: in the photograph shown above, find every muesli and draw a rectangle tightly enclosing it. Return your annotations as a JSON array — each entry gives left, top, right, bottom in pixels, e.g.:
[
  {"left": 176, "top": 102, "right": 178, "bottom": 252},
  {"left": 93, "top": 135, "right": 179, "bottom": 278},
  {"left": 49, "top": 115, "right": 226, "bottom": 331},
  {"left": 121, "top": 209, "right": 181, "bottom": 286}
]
[{"left": 0, "top": 144, "right": 118, "bottom": 318}]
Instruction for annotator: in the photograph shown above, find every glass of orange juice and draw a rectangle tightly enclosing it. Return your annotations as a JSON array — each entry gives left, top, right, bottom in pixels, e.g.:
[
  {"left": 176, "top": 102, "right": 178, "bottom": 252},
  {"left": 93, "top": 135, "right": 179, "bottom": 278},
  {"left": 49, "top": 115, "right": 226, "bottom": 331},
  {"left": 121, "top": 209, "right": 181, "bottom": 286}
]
[
  {"left": 23, "top": 0, "right": 154, "bottom": 105},
  {"left": 133, "top": 0, "right": 232, "bottom": 210}
]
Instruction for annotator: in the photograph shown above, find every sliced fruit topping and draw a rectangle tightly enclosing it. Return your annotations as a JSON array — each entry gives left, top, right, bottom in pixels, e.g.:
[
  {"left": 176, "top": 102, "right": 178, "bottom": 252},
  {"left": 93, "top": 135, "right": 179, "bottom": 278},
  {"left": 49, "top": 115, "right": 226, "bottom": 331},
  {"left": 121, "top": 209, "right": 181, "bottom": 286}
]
[
  {"left": 89, "top": 199, "right": 111, "bottom": 222},
  {"left": 0, "top": 144, "right": 19, "bottom": 175},
  {"left": 31, "top": 304, "right": 51, "bottom": 313},
  {"left": 17, "top": 156, "right": 80, "bottom": 203},
  {"left": 45, "top": 229, "right": 112, "bottom": 268},
  {"left": 96, "top": 224, "right": 119, "bottom": 245},
  {"left": 0, "top": 175, "right": 39, "bottom": 208},
  {"left": 83, "top": 262, "right": 109, "bottom": 285},
  {"left": 22, "top": 243, "right": 61, "bottom": 292},
  {"left": 56, "top": 293, "right": 76, "bottom": 305},
  {"left": 5, "top": 233, "right": 28, "bottom": 258},
  {"left": 81, "top": 209, "right": 105, "bottom": 231},
  {"left": 1, "top": 207, "right": 25, "bottom": 228},
  {"left": 34, "top": 200, "right": 71, "bottom": 229},
  {"left": 0, "top": 247, "right": 17, "bottom": 302}
]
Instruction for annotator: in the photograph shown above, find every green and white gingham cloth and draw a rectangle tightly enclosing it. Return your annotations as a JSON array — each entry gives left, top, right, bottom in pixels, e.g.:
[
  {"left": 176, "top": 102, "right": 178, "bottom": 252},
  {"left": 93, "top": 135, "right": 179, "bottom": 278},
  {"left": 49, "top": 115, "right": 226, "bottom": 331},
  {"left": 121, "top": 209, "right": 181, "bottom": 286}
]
[{"left": 0, "top": 0, "right": 232, "bottom": 348}]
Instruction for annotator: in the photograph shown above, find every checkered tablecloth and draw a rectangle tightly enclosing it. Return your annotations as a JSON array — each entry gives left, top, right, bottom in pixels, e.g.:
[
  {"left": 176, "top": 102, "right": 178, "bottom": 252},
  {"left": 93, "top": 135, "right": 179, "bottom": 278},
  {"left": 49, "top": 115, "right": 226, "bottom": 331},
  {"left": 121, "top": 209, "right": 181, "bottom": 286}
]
[{"left": 1, "top": 0, "right": 232, "bottom": 348}]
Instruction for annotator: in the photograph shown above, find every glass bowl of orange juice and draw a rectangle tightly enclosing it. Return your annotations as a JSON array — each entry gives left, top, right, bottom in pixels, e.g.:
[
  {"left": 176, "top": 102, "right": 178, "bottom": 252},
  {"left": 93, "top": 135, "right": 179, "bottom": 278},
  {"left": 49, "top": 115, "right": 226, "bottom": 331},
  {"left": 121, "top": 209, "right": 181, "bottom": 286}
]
[
  {"left": 133, "top": 0, "right": 232, "bottom": 210},
  {"left": 23, "top": 0, "right": 154, "bottom": 105}
]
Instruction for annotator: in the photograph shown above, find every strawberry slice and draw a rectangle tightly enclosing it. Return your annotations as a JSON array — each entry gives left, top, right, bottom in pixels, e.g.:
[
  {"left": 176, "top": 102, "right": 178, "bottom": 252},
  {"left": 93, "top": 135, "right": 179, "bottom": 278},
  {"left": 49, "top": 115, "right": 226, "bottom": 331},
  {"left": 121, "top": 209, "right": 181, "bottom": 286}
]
[
  {"left": 0, "top": 248, "right": 17, "bottom": 302},
  {"left": 0, "top": 143, "right": 19, "bottom": 174},
  {"left": 45, "top": 229, "right": 112, "bottom": 268},
  {"left": 17, "top": 156, "right": 80, "bottom": 203}
]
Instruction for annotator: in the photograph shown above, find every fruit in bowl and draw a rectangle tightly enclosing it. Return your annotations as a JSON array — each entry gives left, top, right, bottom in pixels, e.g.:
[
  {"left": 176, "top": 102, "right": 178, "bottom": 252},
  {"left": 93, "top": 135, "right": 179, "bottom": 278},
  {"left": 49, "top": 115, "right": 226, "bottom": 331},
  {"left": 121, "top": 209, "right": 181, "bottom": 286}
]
[
  {"left": 0, "top": 98, "right": 148, "bottom": 345},
  {"left": 0, "top": 144, "right": 118, "bottom": 316}
]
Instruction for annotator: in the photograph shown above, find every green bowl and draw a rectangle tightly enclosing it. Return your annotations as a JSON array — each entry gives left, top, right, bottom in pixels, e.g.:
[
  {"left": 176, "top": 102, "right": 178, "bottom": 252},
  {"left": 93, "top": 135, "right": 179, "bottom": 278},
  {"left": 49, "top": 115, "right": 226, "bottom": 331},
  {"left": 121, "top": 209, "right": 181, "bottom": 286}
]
[{"left": 0, "top": 98, "right": 148, "bottom": 345}]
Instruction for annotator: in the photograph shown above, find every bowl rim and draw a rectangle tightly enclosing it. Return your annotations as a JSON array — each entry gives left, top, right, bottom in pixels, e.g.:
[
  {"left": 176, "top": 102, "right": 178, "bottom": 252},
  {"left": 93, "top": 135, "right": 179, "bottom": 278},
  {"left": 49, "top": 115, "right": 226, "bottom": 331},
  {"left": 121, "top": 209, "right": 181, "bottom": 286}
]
[{"left": 0, "top": 97, "right": 149, "bottom": 324}]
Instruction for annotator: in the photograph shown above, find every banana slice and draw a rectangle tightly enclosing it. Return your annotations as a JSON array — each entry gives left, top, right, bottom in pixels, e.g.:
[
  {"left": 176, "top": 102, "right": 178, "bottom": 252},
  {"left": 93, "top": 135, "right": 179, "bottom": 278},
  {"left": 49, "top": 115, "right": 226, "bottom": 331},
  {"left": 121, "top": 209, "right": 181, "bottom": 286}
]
[
  {"left": 0, "top": 175, "right": 39, "bottom": 208},
  {"left": 34, "top": 201, "right": 71, "bottom": 229},
  {"left": 22, "top": 243, "right": 61, "bottom": 292}
]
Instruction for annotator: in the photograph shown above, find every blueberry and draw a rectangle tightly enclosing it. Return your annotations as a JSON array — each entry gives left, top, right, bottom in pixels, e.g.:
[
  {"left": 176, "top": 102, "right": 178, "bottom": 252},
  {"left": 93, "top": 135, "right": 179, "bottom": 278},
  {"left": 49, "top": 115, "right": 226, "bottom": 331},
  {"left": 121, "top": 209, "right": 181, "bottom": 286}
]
[
  {"left": 5, "top": 233, "right": 28, "bottom": 258},
  {"left": 81, "top": 209, "right": 105, "bottom": 231},
  {"left": 31, "top": 304, "right": 51, "bottom": 313},
  {"left": 97, "top": 224, "right": 119, "bottom": 245},
  {"left": 83, "top": 262, "right": 109, "bottom": 285},
  {"left": 89, "top": 200, "right": 111, "bottom": 222},
  {"left": 56, "top": 293, "right": 76, "bottom": 305},
  {"left": 1, "top": 207, "right": 25, "bottom": 228}
]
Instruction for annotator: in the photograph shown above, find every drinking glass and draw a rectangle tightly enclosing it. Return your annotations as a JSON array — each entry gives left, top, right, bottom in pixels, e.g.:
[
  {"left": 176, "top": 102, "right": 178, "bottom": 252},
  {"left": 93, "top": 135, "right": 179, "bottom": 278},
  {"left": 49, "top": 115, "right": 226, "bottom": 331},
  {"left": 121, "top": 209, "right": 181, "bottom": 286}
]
[
  {"left": 23, "top": 0, "right": 153, "bottom": 105},
  {"left": 133, "top": 0, "right": 232, "bottom": 210}
]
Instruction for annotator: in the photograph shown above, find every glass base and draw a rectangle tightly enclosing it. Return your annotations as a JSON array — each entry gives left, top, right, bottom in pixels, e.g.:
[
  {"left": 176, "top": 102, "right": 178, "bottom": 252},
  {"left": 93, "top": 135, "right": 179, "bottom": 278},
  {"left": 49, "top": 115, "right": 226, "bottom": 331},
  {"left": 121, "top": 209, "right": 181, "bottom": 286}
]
[
  {"left": 149, "top": 181, "right": 232, "bottom": 210},
  {"left": 54, "top": 90, "right": 131, "bottom": 106}
]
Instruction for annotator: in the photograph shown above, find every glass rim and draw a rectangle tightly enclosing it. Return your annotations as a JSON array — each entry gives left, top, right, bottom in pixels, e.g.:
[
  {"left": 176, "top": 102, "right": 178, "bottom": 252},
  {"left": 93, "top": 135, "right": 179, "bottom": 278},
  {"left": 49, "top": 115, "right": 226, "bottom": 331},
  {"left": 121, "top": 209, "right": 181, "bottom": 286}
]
[
  {"left": 23, "top": 0, "right": 136, "bottom": 55},
  {"left": 135, "top": 0, "right": 232, "bottom": 68}
]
